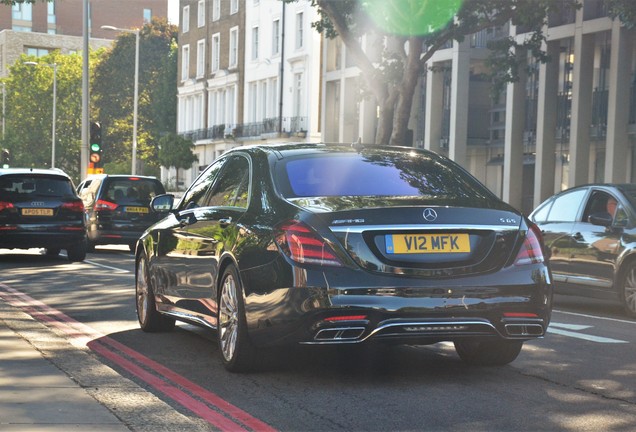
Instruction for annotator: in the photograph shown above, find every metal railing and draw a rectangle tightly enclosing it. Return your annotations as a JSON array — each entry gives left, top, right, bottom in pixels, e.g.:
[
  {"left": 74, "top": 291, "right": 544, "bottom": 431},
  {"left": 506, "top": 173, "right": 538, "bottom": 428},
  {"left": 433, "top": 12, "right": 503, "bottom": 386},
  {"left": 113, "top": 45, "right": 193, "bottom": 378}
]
[{"left": 179, "top": 116, "right": 309, "bottom": 142}]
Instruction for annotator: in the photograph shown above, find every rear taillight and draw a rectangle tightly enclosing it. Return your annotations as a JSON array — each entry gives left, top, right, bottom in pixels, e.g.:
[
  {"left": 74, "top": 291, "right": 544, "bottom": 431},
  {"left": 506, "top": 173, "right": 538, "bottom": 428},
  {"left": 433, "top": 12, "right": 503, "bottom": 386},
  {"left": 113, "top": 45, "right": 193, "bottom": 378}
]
[
  {"left": 276, "top": 220, "right": 342, "bottom": 267},
  {"left": 61, "top": 200, "right": 85, "bottom": 212},
  {"left": 95, "top": 199, "right": 117, "bottom": 211},
  {"left": 514, "top": 223, "right": 545, "bottom": 266},
  {"left": 0, "top": 201, "right": 15, "bottom": 211}
]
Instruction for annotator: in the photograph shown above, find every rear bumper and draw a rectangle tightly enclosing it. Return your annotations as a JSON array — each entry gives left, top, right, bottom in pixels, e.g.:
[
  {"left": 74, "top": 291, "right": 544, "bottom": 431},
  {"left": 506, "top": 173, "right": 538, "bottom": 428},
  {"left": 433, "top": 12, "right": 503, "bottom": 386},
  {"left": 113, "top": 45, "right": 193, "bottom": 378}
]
[
  {"left": 240, "top": 258, "right": 553, "bottom": 347},
  {"left": 0, "top": 229, "right": 86, "bottom": 250}
]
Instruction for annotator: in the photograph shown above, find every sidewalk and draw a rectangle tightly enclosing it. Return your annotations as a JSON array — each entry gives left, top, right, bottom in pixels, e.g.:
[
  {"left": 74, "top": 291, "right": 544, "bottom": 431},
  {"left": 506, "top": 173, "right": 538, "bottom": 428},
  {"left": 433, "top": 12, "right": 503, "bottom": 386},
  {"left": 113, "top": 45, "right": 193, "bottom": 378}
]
[{"left": 0, "top": 319, "right": 130, "bottom": 431}]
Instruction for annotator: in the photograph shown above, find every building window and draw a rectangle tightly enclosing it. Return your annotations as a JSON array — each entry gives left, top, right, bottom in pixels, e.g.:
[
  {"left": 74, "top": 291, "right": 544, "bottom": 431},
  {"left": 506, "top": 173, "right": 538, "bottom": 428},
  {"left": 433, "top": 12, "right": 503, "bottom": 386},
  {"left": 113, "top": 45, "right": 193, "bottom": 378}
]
[
  {"left": 12, "top": 3, "right": 32, "bottom": 21},
  {"left": 231, "top": 0, "right": 239, "bottom": 15},
  {"left": 143, "top": 8, "right": 152, "bottom": 23},
  {"left": 211, "top": 33, "right": 220, "bottom": 73},
  {"left": 47, "top": 1, "right": 56, "bottom": 24},
  {"left": 25, "top": 47, "right": 49, "bottom": 57},
  {"left": 250, "top": 82, "right": 258, "bottom": 122},
  {"left": 182, "top": 45, "right": 190, "bottom": 81},
  {"left": 296, "top": 12, "right": 304, "bottom": 49},
  {"left": 182, "top": 6, "right": 190, "bottom": 33},
  {"left": 272, "top": 19, "right": 280, "bottom": 56},
  {"left": 229, "top": 27, "right": 238, "bottom": 68},
  {"left": 212, "top": 0, "right": 220, "bottom": 21},
  {"left": 294, "top": 72, "right": 303, "bottom": 116},
  {"left": 12, "top": 25, "right": 32, "bottom": 32},
  {"left": 197, "top": 39, "right": 205, "bottom": 78},
  {"left": 252, "top": 26, "right": 259, "bottom": 61},
  {"left": 197, "top": 0, "right": 205, "bottom": 28}
]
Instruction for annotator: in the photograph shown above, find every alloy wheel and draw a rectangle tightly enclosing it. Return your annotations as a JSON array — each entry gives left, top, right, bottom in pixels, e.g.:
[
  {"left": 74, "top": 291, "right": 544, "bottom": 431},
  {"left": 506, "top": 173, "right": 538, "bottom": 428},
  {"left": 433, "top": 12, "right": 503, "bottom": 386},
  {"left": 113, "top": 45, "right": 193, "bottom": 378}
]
[
  {"left": 219, "top": 273, "right": 239, "bottom": 362},
  {"left": 136, "top": 258, "right": 150, "bottom": 325},
  {"left": 624, "top": 265, "right": 636, "bottom": 316}
]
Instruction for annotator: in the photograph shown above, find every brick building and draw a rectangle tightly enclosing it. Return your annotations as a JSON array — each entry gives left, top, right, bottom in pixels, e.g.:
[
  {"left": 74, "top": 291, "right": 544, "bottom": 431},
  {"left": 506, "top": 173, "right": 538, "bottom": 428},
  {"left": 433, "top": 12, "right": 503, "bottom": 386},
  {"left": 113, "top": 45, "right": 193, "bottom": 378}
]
[{"left": 0, "top": 0, "right": 168, "bottom": 77}]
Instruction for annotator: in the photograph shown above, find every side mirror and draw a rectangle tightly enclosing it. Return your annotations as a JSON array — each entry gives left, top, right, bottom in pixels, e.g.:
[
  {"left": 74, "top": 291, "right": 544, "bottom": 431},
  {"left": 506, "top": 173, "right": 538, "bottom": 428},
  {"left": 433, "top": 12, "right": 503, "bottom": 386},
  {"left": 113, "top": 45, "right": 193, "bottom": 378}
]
[
  {"left": 151, "top": 194, "right": 175, "bottom": 213},
  {"left": 588, "top": 211, "right": 613, "bottom": 227}
]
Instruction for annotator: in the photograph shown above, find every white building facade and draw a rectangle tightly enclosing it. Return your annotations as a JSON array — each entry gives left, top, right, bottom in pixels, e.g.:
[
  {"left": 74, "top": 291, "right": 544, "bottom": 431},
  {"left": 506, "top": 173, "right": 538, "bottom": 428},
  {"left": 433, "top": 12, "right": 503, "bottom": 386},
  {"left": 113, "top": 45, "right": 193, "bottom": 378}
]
[{"left": 174, "top": 0, "right": 321, "bottom": 188}]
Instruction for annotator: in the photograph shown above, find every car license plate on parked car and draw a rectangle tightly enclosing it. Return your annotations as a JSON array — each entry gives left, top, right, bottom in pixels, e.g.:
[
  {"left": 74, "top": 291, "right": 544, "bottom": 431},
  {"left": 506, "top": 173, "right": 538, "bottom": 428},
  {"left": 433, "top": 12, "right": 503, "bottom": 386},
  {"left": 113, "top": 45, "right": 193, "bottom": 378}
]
[
  {"left": 125, "top": 206, "right": 149, "bottom": 214},
  {"left": 385, "top": 233, "right": 470, "bottom": 254},
  {"left": 22, "top": 208, "right": 54, "bottom": 216}
]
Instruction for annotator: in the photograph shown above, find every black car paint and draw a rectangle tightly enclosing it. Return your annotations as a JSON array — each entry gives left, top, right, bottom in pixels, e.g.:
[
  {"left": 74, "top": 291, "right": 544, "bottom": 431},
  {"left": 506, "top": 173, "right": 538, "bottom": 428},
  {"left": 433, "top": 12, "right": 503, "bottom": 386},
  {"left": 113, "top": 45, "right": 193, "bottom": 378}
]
[
  {"left": 0, "top": 168, "right": 86, "bottom": 260},
  {"left": 137, "top": 144, "right": 552, "bottom": 366},
  {"left": 531, "top": 183, "right": 636, "bottom": 316},
  {"left": 78, "top": 174, "right": 166, "bottom": 248}
]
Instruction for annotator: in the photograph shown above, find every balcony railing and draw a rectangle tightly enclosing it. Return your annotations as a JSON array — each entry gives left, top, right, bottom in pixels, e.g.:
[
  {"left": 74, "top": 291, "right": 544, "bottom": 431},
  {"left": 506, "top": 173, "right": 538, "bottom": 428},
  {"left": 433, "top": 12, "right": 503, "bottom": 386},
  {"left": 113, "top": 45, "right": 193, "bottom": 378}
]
[{"left": 179, "top": 116, "right": 309, "bottom": 142}]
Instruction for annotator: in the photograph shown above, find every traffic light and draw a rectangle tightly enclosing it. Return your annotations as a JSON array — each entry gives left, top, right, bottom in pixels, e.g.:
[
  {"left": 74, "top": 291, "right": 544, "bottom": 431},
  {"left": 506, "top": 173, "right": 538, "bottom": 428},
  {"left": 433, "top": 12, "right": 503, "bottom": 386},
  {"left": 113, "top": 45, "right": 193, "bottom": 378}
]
[
  {"left": 89, "top": 122, "right": 103, "bottom": 172},
  {"left": 1, "top": 149, "right": 9, "bottom": 168}
]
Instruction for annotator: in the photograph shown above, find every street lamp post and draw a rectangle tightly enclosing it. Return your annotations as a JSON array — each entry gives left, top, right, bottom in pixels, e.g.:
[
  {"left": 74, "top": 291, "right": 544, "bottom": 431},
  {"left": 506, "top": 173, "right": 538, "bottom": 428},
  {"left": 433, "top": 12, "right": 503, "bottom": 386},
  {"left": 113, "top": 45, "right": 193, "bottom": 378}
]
[
  {"left": 25, "top": 62, "right": 57, "bottom": 169},
  {"left": 101, "top": 25, "right": 140, "bottom": 175}
]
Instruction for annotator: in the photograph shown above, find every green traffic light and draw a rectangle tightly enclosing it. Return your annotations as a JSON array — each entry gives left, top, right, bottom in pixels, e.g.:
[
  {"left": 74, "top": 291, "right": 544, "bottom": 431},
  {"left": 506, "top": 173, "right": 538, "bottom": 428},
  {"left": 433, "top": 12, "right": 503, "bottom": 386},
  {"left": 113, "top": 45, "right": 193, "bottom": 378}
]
[{"left": 90, "top": 143, "right": 101, "bottom": 152}]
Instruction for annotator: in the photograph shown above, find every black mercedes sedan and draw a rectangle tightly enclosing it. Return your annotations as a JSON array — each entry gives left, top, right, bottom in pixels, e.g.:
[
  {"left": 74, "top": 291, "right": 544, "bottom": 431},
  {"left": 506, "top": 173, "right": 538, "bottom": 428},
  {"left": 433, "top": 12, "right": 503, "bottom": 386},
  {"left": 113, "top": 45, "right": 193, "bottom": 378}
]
[
  {"left": 530, "top": 184, "right": 636, "bottom": 317},
  {"left": 135, "top": 143, "right": 552, "bottom": 372}
]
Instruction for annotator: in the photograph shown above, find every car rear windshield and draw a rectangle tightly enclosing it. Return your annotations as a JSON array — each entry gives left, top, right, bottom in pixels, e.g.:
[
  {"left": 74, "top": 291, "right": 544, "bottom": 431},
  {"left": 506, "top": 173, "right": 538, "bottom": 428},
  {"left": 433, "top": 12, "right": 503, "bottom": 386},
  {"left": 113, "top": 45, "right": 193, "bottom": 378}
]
[
  {"left": 103, "top": 178, "right": 165, "bottom": 205},
  {"left": 0, "top": 175, "right": 75, "bottom": 201},
  {"left": 275, "top": 151, "right": 496, "bottom": 201}
]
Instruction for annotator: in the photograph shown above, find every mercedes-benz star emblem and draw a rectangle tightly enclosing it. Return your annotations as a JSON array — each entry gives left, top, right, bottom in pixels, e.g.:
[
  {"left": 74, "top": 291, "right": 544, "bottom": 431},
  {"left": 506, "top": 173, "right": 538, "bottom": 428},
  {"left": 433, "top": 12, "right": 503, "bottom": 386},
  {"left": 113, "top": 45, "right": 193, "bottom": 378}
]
[{"left": 423, "top": 208, "right": 438, "bottom": 222}]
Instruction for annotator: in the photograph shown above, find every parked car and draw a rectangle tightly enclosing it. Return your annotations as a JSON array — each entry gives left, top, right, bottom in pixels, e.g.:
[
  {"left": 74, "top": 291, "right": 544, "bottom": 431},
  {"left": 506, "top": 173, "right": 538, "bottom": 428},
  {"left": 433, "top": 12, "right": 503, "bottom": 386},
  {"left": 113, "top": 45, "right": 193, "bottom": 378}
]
[
  {"left": 530, "top": 184, "right": 636, "bottom": 317},
  {"left": 77, "top": 174, "right": 166, "bottom": 252},
  {"left": 135, "top": 143, "right": 552, "bottom": 372},
  {"left": 0, "top": 168, "right": 86, "bottom": 261}
]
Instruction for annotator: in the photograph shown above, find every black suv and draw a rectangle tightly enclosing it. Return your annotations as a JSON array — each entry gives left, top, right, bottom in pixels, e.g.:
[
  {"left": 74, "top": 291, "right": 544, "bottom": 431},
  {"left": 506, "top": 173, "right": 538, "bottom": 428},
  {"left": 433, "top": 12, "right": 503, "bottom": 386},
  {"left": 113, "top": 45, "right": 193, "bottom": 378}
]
[
  {"left": 77, "top": 174, "right": 166, "bottom": 251},
  {"left": 0, "top": 168, "right": 87, "bottom": 261}
]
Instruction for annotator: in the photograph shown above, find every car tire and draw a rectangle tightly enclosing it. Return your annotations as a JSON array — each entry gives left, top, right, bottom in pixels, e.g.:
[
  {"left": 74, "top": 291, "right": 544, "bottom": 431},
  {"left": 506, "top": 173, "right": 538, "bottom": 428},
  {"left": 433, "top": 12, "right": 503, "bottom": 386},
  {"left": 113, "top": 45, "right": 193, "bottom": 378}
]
[
  {"left": 618, "top": 261, "right": 636, "bottom": 318},
  {"left": 218, "top": 265, "right": 258, "bottom": 372},
  {"left": 66, "top": 243, "right": 86, "bottom": 262},
  {"left": 86, "top": 240, "right": 96, "bottom": 253},
  {"left": 45, "top": 248, "right": 60, "bottom": 256},
  {"left": 136, "top": 252, "right": 175, "bottom": 332},
  {"left": 454, "top": 339, "right": 523, "bottom": 366}
]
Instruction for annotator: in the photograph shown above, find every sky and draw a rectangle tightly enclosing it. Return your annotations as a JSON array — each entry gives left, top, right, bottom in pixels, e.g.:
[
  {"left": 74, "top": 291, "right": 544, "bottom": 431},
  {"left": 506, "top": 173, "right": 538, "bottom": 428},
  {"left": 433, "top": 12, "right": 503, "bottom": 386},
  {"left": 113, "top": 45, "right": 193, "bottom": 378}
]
[{"left": 168, "top": 0, "right": 178, "bottom": 24}]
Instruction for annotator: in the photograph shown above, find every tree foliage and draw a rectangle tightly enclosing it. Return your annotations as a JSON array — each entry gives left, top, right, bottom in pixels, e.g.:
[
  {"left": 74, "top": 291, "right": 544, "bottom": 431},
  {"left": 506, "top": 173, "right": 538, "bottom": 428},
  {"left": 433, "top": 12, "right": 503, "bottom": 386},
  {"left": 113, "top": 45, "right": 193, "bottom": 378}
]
[
  {"left": 158, "top": 133, "right": 198, "bottom": 170},
  {"left": 2, "top": 50, "right": 103, "bottom": 181},
  {"left": 92, "top": 18, "right": 178, "bottom": 177},
  {"left": 158, "top": 133, "right": 198, "bottom": 188},
  {"left": 303, "top": 0, "right": 580, "bottom": 147},
  {"left": 606, "top": 0, "right": 636, "bottom": 28}
]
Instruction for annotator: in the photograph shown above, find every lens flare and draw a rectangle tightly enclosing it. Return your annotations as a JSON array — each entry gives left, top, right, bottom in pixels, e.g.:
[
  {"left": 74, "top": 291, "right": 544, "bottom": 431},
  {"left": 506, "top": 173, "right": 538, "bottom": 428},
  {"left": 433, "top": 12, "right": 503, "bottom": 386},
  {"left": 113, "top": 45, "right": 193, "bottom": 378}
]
[{"left": 361, "top": 0, "right": 463, "bottom": 36}]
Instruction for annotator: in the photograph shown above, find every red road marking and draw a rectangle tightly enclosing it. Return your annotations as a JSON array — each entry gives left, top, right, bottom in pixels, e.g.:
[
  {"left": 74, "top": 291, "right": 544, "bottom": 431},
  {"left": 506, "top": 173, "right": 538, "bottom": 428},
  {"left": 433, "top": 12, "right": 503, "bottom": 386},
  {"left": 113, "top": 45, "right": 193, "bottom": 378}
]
[{"left": 0, "top": 284, "right": 277, "bottom": 432}]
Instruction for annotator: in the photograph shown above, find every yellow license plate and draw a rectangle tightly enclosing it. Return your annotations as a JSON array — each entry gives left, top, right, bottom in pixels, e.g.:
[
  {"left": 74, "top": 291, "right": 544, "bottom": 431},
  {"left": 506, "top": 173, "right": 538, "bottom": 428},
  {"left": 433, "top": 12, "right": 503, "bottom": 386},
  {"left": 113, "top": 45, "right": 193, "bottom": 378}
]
[
  {"left": 22, "top": 208, "right": 54, "bottom": 216},
  {"left": 125, "top": 206, "right": 149, "bottom": 214},
  {"left": 386, "top": 233, "right": 470, "bottom": 254}
]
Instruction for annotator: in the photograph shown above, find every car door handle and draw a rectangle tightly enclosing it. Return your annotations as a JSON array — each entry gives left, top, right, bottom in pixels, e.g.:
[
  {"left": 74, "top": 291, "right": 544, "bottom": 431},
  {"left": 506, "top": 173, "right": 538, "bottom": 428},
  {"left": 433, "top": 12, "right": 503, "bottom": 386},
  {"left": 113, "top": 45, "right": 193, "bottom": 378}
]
[{"left": 219, "top": 217, "right": 232, "bottom": 228}]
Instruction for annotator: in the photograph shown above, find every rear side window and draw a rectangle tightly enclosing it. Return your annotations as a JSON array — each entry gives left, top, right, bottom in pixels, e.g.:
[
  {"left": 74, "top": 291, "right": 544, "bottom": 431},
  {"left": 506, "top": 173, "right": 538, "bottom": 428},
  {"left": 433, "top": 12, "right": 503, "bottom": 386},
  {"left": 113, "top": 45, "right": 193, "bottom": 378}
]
[
  {"left": 275, "top": 152, "right": 495, "bottom": 201},
  {"left": 543, "top": 189, "right": 586, "bottom": 222},
  {"left": 103, "top": 178, "right": 165, "bottom": 205},
  {"left": 0, "top": 175, "right": 75, "bottom": 200}
]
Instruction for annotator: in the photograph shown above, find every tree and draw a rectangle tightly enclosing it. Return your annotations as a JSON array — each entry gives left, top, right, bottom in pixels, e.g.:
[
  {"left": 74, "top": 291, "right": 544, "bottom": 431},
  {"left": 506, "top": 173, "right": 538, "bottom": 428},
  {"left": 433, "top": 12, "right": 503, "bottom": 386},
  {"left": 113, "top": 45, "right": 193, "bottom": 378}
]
[
  {"left": 158, "top": 133, "right": 198, "bottom": 189},
  {"left": 606, "top": 0, "right": 636, "bottom": 27},
  {"left": 92, "top": 18, "right": 178, "bottom": 177},
  {"left": 2, "top": 50, "right": 103, "bottom": 181},
  {"left": 305, "top": 0, "right": 579, "bottom": 146}
]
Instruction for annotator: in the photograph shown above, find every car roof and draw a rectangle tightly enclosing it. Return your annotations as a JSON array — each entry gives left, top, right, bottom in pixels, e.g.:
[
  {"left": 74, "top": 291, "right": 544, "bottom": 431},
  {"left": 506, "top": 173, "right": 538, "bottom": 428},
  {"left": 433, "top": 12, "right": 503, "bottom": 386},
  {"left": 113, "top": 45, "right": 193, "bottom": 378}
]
[
  {"left": 225, "top": 142, "right": 440, "bottom": 159},
  {"left": 81, "top": 174, "right": 159, "bottom": 181},
  {"left": 0, "top": 167, "right": 71, "bottom": 178}
]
